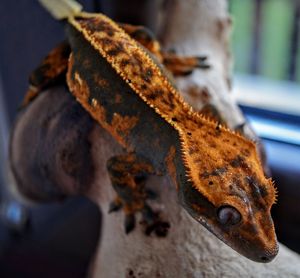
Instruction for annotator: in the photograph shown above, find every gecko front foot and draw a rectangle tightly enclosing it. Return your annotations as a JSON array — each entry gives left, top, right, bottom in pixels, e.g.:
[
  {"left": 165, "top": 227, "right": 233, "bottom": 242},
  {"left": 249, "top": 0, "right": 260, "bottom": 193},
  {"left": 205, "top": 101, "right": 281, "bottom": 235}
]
[
  {"left": 108, "top": 187, "right": 169, "bottom": 236},
  {"left": 107, "top": 154, "right": 170, "bottom": 236},
  {"left": 141, "top": 204, "right": 170, "bottom": 237}
]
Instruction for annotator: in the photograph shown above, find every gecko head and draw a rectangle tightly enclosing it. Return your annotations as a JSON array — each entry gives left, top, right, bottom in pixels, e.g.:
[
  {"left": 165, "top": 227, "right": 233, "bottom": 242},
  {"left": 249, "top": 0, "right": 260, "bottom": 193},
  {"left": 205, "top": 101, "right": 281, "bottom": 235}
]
[
  {"left": 178, "top": 125, "right": 279, "bottom": 263},
  {"left": 179, "top": 170, "right": 278, "bottom": 263}
]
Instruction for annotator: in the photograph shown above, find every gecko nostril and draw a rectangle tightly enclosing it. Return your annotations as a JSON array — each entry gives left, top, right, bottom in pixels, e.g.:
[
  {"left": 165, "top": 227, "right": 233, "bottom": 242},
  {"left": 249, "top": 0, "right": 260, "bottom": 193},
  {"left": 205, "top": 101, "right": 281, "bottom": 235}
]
[
  {"left": 259, "top": 244, "right": 279, "bottom": 263},
  {"left": 260, "top": 256, "right": 269, "bottom": 262}
]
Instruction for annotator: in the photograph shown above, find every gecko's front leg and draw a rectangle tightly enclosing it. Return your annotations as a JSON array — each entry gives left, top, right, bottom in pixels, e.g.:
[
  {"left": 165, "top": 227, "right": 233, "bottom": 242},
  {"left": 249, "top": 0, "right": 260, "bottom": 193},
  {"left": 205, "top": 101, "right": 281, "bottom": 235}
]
[{"left": 107, "top": 153, "right": 170, "bottom": 236}]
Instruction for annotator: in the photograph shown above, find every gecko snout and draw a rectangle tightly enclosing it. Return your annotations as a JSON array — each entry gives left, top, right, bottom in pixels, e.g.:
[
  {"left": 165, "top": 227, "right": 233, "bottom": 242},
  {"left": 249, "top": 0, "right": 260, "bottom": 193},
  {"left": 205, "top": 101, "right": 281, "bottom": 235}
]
[{"left": 258, "top": 243, "right": 279, "bottom": 263}]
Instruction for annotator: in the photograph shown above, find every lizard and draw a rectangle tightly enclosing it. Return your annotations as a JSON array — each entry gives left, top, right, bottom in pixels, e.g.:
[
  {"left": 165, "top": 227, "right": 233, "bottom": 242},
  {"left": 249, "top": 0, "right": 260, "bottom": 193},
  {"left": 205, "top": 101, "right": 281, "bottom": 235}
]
[{"left": 14, "top": 0, "right": 279, "bottom": 263}]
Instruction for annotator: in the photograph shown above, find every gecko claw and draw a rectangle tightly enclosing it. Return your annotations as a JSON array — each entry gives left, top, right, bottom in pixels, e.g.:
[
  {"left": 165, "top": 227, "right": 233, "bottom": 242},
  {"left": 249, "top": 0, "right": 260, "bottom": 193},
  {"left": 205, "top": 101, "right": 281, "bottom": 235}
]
[
  {"left": 125, "top": 213, "right": 136, "bottom": 234},
  {"left": 197, "top": 56, "right": 207, "bottom": 62},
  {"left": 142, "top": 204, "right": 156, "bottom": 224},
  {"left": 145, "top": 189, "right": 158, "bottom": 200},
  {"left": 196, "top": 56, "right": 210, "bottom": 69},
  {"left": 145, "top": 221, "right": 170, "bottom": 237},
  {"left": 141, "top": 205, "right": 171, "bottom": 237},
  {"left": 108, "top": 199, "right": 123, "bottom": 213},
  {"left": 234, "top": 122, "right": 246, "bottom": 134}
]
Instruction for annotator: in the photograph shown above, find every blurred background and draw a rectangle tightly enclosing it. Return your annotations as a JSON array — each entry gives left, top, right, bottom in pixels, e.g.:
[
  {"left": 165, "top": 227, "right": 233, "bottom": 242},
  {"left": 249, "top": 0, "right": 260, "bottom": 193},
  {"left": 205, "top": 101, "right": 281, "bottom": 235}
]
[
  {"left": 0, "top": 0, "right": 299, "bottom": 277},
  {"left": 229, "top": 0, "right": 300, "bottom": 260}
]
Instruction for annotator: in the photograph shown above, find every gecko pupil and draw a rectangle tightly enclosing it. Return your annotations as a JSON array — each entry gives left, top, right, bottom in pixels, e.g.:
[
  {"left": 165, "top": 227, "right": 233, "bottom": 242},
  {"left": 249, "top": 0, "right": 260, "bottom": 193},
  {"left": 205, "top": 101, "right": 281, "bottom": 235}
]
[{"left": 217, "top": 206, "right": 241, "bottom": 226}]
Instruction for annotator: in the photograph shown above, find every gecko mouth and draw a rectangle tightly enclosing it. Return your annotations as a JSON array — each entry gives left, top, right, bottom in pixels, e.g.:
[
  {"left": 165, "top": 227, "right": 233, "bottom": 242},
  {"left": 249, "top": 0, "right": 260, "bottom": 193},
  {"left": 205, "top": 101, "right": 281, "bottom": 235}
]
[{"left": 258, "top": 243, "right": 279, "bottom": 262}]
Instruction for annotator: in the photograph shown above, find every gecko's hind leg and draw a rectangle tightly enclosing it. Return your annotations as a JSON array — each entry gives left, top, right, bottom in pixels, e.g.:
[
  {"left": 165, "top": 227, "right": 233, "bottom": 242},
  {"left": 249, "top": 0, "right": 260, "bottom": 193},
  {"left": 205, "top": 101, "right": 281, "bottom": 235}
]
[
  {"left": 119, "top": 23, "right": 210, "bottom": 76},
  {"left": 107, "top": 153, "right": 169, "bottom": 236},
  {"left": 119, "top": 23, "right": 162, "bottom": 60},
  {"left": 22, "top": 41, "right": 71, "bottom": 107}
]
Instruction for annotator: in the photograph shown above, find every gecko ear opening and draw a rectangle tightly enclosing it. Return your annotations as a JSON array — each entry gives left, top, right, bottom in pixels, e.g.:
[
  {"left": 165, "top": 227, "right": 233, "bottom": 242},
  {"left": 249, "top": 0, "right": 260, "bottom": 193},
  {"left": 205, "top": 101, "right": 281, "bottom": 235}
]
[{"left": 217, "top": 205, "right": 241, "bottom": 226}]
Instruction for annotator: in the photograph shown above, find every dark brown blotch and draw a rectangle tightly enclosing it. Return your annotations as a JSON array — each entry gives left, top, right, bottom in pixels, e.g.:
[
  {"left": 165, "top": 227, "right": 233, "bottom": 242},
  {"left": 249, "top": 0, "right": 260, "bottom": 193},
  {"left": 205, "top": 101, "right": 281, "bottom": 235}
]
[
  {"left": 230, "top": 155, "right": 245, "bottom": 168},
  {"left": 147, "top": 89, "right": 163, "bottom": 101},
  {"left": 142, "top": 68, "right": 153, "bottom": 83},
  {"left": 258, "top": 185, "right": 268, "bottom": 198},
  {"left": 193, "top": 158, "right": 202, "bottom": 163},
  {"left": 160, "top": 95, "right": 174, "bottom": 109},
  {"left": 101, "top": 37, "right": 114, "bottom": 46},
  {"left": 241, "top": 148, "right": 251, "bottom": 157},
  {"left": 107, "top": 29, "right": 115, "bottom": 37},
  {"left": 200, "top": 171, "right": 210, "bottom": 179},
  {"left": 148, "top": 93, "right": 157, "bottom": 100},
  {"left": 107, "top": 44, "right": 124, "bottom": 57},
  {"left": 79, "top": 17, "right": 117, "bottom": 37},
  {"left": 246, "top": 177, "right": 268, "bottom": 208},
  {"left": 120, "top": 59, "right": 130, "bottom": 68},
  {"left": 209, "top": 142, "right": 217, "bottom": 148},
  {"left": 211, "top": 167, "right": 227, "bottom": 176},
  {"left": 165, "top": 91, "right": 175, "bottom": 106}
]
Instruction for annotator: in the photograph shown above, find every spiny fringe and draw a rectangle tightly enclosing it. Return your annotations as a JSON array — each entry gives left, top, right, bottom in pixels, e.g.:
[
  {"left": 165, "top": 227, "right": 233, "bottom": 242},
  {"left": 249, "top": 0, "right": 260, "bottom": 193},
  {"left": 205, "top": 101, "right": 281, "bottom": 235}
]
[
  {"left": 267, "top": 178, "right": 278, "bottom": 204},
  {"left": 69, "top": 13, "right": 255, "bottom": 152},
  {"left": 68, "top": 14, "right": 269, "bottom": 207}
]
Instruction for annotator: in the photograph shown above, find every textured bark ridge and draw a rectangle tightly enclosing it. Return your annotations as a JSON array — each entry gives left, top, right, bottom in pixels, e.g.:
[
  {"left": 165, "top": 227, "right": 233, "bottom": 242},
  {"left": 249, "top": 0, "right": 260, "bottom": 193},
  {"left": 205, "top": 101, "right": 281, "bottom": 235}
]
[{"left": 88, "top": 0, "right": 300, "bottom": 277}]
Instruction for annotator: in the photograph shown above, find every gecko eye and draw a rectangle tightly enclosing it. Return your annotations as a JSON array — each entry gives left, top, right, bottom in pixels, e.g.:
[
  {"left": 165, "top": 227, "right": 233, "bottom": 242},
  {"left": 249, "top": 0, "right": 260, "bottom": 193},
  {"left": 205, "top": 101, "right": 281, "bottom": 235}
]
[{"left": 217, "top": 205, "right": 241, "bottom": 226}]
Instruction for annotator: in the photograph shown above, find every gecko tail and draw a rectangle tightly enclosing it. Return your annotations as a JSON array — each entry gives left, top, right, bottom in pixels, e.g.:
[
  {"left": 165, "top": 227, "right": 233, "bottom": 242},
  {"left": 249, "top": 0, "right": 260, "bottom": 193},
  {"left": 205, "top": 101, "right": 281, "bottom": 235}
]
[{"left": 39, "top": 0, "right": 82, "bottom": 20}]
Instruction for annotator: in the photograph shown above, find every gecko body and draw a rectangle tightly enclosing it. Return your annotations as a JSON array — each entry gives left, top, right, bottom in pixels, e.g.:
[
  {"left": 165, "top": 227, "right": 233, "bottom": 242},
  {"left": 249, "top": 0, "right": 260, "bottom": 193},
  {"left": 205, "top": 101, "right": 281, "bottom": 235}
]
[{"left": 12, "top": 9, "right": 278, "bottom": 263}]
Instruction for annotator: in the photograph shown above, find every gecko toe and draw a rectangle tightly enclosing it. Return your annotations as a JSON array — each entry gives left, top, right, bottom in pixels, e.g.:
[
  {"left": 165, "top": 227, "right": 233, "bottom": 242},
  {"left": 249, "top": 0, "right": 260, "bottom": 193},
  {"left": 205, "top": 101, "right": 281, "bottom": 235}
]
[
  {"left": 145, "top": 219, "right": 170, "bottom": 237},
  {"left": 145, "top": 189, "right": 158, "bottom": 200},
  {"left": 142, "top": 205, "right": 171, "bottom": 237},
  {"left": 125, "top": 213, "right": 136, "bottom": 234},
  {"left": 142, "top": 204, "right": 156, "bottom": 224},
  {"left": 108, "top": 199, "right": 123, "bottom": 213},
  {"left": 196, "top": 56, "right": 210, "bottom": 69}
]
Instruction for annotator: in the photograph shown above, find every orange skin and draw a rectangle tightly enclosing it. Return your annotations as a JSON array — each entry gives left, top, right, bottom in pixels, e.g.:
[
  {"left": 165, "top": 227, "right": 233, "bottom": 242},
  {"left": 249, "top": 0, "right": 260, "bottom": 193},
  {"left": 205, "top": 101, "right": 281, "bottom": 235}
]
[{"left": 21, "top": 13, "right": 278, "bottom": 262}]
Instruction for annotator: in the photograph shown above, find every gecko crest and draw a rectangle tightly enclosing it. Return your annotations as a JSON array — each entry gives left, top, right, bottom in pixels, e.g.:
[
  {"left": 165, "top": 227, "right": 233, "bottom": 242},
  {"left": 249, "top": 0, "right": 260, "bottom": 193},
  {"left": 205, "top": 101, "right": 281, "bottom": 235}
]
[{"left": 67, "top": 13, "right": 276, "bottom": 209}]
